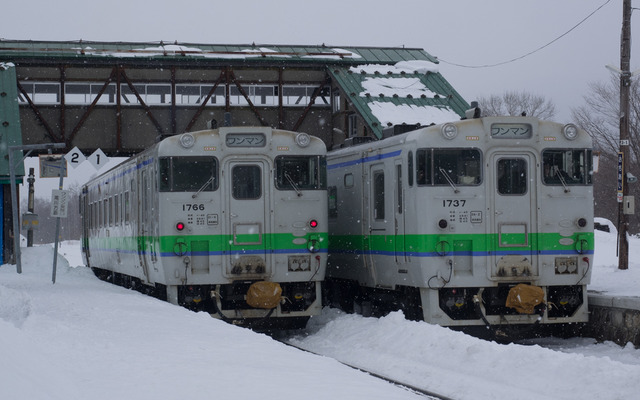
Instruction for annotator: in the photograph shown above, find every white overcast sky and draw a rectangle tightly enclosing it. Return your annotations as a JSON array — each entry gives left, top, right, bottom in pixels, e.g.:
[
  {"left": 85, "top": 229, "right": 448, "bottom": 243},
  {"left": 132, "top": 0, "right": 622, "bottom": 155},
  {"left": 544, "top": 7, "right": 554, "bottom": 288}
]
[{"left": 1, "top": 0, "right": 634, "bottom": 123}]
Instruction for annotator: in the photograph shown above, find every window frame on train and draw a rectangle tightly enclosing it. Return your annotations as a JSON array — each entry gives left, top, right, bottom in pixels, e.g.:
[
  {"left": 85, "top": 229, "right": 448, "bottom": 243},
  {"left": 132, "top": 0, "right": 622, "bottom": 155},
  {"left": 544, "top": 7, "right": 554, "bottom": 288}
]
[
  {"left": 416, "top": 148, "right": 483, "bottom": 186},
  {"left": 274, "top": 155, "right": 328, "bottom": 191},
  {"left": 542, "top": 149, "right": 593, "bottom": 186},
  {"left": 159, "top": 156, "right": 219, "bottom": 193}
]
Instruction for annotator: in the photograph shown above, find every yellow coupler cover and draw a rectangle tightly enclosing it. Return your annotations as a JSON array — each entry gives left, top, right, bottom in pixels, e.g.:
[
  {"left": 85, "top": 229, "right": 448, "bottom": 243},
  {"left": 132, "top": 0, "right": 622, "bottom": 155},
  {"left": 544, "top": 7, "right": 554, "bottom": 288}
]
[
  {"left": 505, "top": 283, "right": 545, "bottom": 314},
  {"left": 246, "top": 281, "right": 283, "bottom": 309}
]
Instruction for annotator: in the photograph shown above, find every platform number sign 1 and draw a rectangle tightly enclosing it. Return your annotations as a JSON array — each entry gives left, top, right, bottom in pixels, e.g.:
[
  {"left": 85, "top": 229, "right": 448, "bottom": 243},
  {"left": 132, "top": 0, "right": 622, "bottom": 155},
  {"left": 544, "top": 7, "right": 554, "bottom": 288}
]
[
  {"left": 88, "top": 148, "right": 109, "bottom": 170},
  {"left": 64, "top": 146, "right": 86, "bottom": 169}
]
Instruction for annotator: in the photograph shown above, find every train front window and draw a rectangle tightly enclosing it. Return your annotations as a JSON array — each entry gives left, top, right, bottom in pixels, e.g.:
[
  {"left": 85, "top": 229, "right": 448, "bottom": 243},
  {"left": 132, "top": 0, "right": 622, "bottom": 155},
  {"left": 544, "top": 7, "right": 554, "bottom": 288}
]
[
  {"left": 497, "top": 158, "right": 527, "bottom": 195},
  {"left": 416, "top": 148, "right": 482, "bottom": 186},
  {"left": 542, "top": 149, "right": 592, "bottom": 185},
  {"left": 275, "top": 156, "right": 327, "bottom": 191},
  {"left": 159, "top": 156, "right": 218, "bottom": 192},
  {"left": 232, "top": 165, "right": 262, "bottom": 199}
]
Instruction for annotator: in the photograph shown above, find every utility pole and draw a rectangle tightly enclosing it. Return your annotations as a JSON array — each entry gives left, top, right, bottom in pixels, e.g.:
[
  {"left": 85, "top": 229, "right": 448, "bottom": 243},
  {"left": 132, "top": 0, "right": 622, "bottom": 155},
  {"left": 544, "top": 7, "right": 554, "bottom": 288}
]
[{"left": 618, "top": 0, "right": 632, "bottom": 270}]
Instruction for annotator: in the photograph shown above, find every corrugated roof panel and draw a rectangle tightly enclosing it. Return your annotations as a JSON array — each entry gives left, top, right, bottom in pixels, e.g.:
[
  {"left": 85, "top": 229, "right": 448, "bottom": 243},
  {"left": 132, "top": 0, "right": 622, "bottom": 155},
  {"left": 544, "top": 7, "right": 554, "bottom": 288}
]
[
  {"left": 0, "top": 40, "right": 437, "bottom": 66},
  {"left": 329, "top": 66, "right": 469, "bottom": 138}
]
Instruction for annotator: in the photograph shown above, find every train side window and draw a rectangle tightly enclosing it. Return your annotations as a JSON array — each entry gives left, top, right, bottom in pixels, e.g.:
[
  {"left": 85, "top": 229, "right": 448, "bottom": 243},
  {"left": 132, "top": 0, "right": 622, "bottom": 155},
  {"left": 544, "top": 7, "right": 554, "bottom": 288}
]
[
  {"left": 114, "top": 195, "right": 120, "bottom": 226},
  {"left": 89, "top": 202, "right": 94, "bottom": 231},
  {"left": 232, "top": 165, "right": 262, "bottom": 199},
  {"left": 103, "top": 199, "right": 109, "bottom": 227},
  {"left": 124, "top": 191, "right": 130, "bottom": 224},
  {"left": 373, "top": 171, "right": 385, "bottom": 220},
  {"left": 497, "top": 158, "right": 527, "bottom": 195},
  {"left": 408, "top": 151, "right": 414, "bottom": 187},
  {"left": 344, "top": 173, "right": 354, "bottom": 188},
  {"left": 97, "top": 200, "right": 101, "bottom": 228},
  {"left": 396, "top": 165, "right": 403, "bottom": 214},
  {"left": 109, "top": 197, "right": 114, "bottom": 227}
]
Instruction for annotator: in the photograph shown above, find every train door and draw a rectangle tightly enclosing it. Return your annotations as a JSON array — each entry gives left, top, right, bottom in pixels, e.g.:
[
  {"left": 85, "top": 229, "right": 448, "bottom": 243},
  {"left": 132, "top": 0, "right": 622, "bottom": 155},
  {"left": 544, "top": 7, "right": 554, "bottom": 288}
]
[
  {"left": 394, "top": 161, "right": 407, "bottom": 263},
  {"left": 366, "top": 163, "right": 388, "bottom": 282},
  {"left": 226, "top": 159, "right": 270, "bottom": 275},
  {"left": 490, "top": 152, "right": 538, "bottom": 278},
  {"left": 137, "top": 170, "right": 150, "bottom": 281}
]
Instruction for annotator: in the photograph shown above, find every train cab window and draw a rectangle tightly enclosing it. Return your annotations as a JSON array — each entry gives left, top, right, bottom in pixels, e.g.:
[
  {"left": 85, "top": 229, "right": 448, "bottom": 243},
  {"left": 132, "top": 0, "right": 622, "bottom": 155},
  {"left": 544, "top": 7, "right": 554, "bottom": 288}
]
[
  {"left": 542, "top": 149, "right": 592, "bottom": 185},
  {"left": 275, "top": 156, "right": 327, "bottom": 191},
  {"left": 416, "top": 148, "right": 482, "bottom": 186},
  {"left": 232, "top": 165, "right": 262, "bottom": 199},
  {"left": 497, "top": 158, "right": 527, "bottom": 195},
  {"left": 159, "top": 156, "right": 218, "bottom": 192}
]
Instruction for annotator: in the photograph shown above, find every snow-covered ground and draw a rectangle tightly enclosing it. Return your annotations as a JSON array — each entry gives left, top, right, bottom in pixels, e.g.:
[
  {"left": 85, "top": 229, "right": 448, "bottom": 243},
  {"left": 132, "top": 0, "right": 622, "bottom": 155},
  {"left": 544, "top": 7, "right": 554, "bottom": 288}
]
[{"left": 1, "top": 221, "right": 639, "bottom": 400}]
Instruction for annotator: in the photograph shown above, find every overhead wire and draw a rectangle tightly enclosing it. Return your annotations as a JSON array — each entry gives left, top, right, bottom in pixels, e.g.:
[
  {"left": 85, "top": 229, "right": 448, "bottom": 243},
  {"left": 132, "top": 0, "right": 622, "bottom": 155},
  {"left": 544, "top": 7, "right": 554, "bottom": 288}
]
[{"left": 437, "top": 0, "right": 613, "bottom": 69}]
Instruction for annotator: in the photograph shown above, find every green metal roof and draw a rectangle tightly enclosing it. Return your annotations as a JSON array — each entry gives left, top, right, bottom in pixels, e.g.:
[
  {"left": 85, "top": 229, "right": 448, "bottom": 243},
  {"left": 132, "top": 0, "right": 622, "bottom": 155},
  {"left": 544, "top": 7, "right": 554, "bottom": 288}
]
[
  {"left": 330, "top": 64, "right": 470, "bottom": 138},
  {"left": 0, "top": 40, "right": 438, "bottom": 66}
]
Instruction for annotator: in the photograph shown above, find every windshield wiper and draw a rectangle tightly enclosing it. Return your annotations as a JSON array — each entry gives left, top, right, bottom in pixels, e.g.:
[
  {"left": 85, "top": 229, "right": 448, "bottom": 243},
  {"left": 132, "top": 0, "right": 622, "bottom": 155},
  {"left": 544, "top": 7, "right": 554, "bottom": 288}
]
[
  {"left": 192, "top": 175, "right": 214, "bottom": 199},
  {"left": 285, "top": 172, "right": 302, "bottom": 197},
  {"left": 439, "top": 167, "right": 459, "bottom": 193},
  {"left": 555, "top": 168, "right": 571, "bottom": 193}
]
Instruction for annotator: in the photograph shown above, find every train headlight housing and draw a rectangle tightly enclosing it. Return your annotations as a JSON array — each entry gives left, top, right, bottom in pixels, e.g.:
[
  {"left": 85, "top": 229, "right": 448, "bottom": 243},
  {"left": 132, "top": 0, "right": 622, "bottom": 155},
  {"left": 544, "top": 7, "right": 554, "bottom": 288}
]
[
  {"left": 179, "top": 133, "right": 195, "bottom": 148},
  {"left": 441, "top": 123, "right": 458, "bottom": 140},
  {"left": 295, "top": 132, "right": 311, "bottom": 147},
  {"left": 562, "top": 124, "right": 578, "bottom": 140}
]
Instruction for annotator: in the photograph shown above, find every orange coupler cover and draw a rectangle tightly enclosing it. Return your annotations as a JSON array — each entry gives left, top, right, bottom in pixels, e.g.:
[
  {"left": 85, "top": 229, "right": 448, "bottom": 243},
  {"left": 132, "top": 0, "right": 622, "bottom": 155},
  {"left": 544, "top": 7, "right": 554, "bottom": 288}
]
[
  {"left": 505, "top": 283, "right": 545, "bottom": 314},
  {"left": 246, "top": 281, "right": 283, "bottom": 309}
]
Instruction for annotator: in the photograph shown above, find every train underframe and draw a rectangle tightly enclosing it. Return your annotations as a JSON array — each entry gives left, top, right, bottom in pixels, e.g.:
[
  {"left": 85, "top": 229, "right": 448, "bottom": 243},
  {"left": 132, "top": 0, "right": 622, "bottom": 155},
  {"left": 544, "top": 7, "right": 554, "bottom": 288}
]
[
  {"left": 91, "top": 267, "right": 320, "bottom": 331},
  {"left": 323, "top": 277, "right": 587, "bottom": 341}
]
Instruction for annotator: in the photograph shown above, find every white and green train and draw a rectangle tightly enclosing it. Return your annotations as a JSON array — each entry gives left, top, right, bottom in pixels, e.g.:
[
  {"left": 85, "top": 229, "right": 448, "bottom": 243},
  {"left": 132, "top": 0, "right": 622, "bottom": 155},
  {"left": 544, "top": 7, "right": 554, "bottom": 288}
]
[
  {"left": 80, "top": 127, "right": 327, "bottom": 330},
  {"left": 325, "top": 116, "right": 594, "bottom": 337}
]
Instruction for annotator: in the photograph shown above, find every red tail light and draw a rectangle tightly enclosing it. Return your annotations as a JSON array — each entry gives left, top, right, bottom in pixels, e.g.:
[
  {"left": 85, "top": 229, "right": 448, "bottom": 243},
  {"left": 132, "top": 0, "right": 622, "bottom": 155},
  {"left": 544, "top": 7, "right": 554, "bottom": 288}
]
[
  {"left": 309, "top": 219, "right": 318, "bottom": 228},
  {"left": 176, "top": 222, "right": 185, "bottom": 231}
]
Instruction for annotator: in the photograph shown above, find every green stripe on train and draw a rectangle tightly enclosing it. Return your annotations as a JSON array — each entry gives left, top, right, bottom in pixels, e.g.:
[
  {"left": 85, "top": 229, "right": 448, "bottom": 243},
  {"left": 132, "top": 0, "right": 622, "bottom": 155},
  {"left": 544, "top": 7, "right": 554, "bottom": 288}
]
[
  {"left": 327, "top": 232, "right": 594, "bottom": 254},
  {"left": 87, "top": 232, "right": 329, "bottom": 253}
]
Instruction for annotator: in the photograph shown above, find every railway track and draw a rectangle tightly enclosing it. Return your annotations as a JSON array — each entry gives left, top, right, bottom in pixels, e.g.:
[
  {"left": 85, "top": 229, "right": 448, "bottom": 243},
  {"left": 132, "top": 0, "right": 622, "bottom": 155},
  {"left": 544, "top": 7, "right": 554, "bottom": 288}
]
[{"left": 279, "top": 339, "right": 454, "bottom": 400}]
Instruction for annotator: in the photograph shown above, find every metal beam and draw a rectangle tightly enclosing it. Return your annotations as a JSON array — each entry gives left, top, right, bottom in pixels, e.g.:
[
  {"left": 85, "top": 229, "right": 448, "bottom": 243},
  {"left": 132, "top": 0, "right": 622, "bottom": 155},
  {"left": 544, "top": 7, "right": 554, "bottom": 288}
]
[{"left": 16, "top": 81, "right": 61, "bottom": 142}]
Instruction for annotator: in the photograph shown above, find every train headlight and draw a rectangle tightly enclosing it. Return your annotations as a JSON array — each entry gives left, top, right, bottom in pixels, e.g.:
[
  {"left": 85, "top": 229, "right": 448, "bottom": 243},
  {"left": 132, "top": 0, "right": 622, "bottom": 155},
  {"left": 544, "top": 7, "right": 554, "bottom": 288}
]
[
  {"left": 562, "top": 124, "right": 578, "bottom": 140},
  {"left": 295, "top": 132, "right": 311, "bottom": 147},
  {"left": 441, "top": 123, "right": 458, "bottom": 140},
  {"left": 179, "top": 133, "right": 195, "bottom": 148}
]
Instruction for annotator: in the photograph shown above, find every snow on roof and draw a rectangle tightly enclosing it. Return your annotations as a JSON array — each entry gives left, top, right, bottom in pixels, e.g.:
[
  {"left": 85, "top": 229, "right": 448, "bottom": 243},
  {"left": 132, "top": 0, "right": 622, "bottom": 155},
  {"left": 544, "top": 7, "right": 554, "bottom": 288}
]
[
  {"left": 368, "top": 101, "right": 460, "bottom": 127},
  {"left": 349, "top": 60, "right": 438, "bottom": 75},
  {"left": 71, "top": 45, "right": 361, "bottom": 60},
  {"left": 361, "top": 77, "right": 438, "bottom": 98}
]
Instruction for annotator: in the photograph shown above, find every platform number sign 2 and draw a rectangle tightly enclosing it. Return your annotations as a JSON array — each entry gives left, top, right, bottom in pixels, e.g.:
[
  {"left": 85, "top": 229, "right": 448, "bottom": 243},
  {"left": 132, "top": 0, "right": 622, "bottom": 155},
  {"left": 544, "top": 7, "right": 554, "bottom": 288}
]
[{"left": 64, "top": 146, "right": 86, "bottom": 169}]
